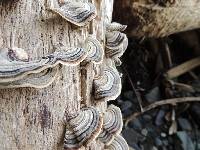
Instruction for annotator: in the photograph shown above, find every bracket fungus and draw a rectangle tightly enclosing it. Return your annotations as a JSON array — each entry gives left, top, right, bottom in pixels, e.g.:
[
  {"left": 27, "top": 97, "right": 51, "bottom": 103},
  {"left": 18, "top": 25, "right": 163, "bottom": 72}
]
[
  {"left": 0, "top": 66, "right": 60, "bottom": 89},
  {"left": 64, "top": 106, "right": 103, "bottom": 149},
  {"left": 98, "top": 105, "right": 123, "bottom": 145},
  {"left": 105, "top": 135, "right": 129, "bottom": 150},
  {"left": 0, "top": 46, "right": 87, "bottom": 83},
  {"left": 93, "top": 65, "right": 121, "bottom": 102},
  {"left": 106, "top": 22, "right": 127, "bottom": 32},
  {"left": 105, "top": 30, "right": 128, "bottom": 66},
  {"left": 84, "top": 35, "right": 104, "bottom": 64},
  {"left": 49, "top": 0, "right": 97, "bottom": 26}
]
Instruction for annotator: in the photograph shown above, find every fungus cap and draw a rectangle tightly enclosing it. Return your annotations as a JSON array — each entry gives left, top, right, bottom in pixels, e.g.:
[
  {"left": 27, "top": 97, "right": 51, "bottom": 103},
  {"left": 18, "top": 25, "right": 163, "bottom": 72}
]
[
  {"left": 105, "top": 135, "right": 129, "bottom": 150},
  {"left": 99, "top": 105, "right": 123, "bottom": 145},
  {"left": 64, "top": 107, "right": 103, "bottom": 149},
  {"left": 50, "top": 1, "right": 97, "bottom": 26},
  {"left": 84, "top": 35, "right": 104, "bottom": 64},
  {"left": 0, "top": 46, "right": 87, "bottom": 83},
  {"left": 94, "top": 66, "right": 121, "bottom": 101},
  {"left": 106, "top": 22, "right": 127, "bottom": 32}
]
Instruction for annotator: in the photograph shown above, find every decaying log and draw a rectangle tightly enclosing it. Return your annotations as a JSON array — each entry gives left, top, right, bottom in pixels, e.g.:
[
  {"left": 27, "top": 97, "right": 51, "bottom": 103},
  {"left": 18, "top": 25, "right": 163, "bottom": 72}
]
[
  {"left": 0, "top": 0, "right": 119, "bottom": 149},
  {"left": 113, "top": 0, "right": 200, "bottom": 37}
]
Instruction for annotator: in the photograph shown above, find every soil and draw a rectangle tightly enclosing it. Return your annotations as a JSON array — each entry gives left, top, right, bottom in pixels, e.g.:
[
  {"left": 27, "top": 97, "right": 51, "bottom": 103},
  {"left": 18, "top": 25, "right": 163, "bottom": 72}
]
[{"left": 112, "top": 29, "right": 200, "bottom": 150}]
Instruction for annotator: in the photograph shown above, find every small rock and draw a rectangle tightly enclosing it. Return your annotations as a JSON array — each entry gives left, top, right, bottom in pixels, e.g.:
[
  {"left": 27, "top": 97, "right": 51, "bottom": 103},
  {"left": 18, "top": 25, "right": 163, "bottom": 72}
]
[
  {"left": 161, "top": 132, "right": 167, "bottom": 138},
  {"left": 141, "top": 128, "right": 148, "bottom": 136},
  {"left": 176, "top": 131, "right": 195, "bottom": 150},
  {"left": 122, "top": 109, "right": 133, "bottom": 118},
  {"left": 142, "top": 114, "right": 152, "bottom": 123},
  {"left": 151, "top": 146, "right": 158, "bottom": 150},
  {"left": 129, "top": 118, "right": 142, "bottom": 130},
  {"left": 155, "top": 109, "right": 166, "bottom": 126},
  {"left": 162, "top": 140, "right": 169, "bottom": 146},
  {"left": 122, "top": 127, "right": 144, "bottom": 148},
  {"left": 145, "top": 87, "right": 161, "bottom": 103},
  {"left": 121, "top": 100, "right": 133, "bottom": 111},
  {"left": 155, "top": 137, "right": 162, "bottom": 146},
  {"left": 191, "top": 103, "right": 200, "bottom": 124},
  {"left": 124, "top": 90, "right": 134, "bottom": 100},
  {"left": 132, "top": 143, "right": 141, "bottom": 150},
  {"left": 178, "top": 118, "right": 192, "bottom": 131},
  {"left": 129, "top": 147, "right": 137, "bottom": 150}
]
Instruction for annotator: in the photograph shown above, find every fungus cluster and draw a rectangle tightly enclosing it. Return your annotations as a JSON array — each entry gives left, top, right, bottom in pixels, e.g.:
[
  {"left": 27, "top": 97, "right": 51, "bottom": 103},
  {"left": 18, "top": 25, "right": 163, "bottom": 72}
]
[
  {"left": 0, "top": 1, "right": 129, "bottom": 149},
  {"left": 98, "top": 105, "right": 123, "bottom": 145},
  {"left": 0, "top": 36, "right": 104, "bottom": 88},
  {"left": 64, "top": 107, "right": 103, "bottom": 149}
]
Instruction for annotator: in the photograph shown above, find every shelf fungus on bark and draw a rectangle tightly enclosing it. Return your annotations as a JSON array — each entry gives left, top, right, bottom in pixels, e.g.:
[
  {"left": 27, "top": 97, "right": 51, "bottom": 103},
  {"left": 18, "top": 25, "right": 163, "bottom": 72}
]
[
  {"left": 105, "top": 29, "right": 128, "bottom": 66},
  {"left": 64, "top": 106, "right": 103, "bottom": 149},
  {"left": 84, "top": 35, "right": 104, "bottom": 64},
  {"left": 93, "top": 65, "right": 121, "bottom": 102},
  {"left": 105, "top": 135, "right": 129, "bottom": 150},
  {"left": 106, "top": 22, "right": 127, "bottom": 32},
  {"left": 0, "top": 66, "right": 60, "bottom": 89},
  {"left": 0, "top": 46, "right": 87, "bottom": 83},
  {"left": 49, "top": 0, "right": 97, "bottom": 26},
  {"left": 98, "top": 105, "right": 123, "bottom": 145}
]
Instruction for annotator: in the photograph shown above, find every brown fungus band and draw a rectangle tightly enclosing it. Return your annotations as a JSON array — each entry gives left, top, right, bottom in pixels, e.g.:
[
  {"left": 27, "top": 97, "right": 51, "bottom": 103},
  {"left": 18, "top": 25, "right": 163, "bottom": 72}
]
[
  {"left": 50, "top": 1, "right": 97, "bottom": 26},
  {"left": 98, "top": 105, "right": 123, "bottom": 145},
  {"left": 64, "top": 107, "right": 103, "bottom": 149}
]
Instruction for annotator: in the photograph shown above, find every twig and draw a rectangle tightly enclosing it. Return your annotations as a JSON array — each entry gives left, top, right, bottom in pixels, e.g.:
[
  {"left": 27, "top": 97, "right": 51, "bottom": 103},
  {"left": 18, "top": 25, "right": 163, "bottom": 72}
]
[
  {"left": 125, "top": 97, "right": 200, "bottom": 126},
  {"left": 164, "top": 41, "right": 173, "bottom": 68},
  {"left": 165, "top": 57, "right": 200, "bottom": 79},
  {"left": 122, "top": 66, "right": 144, "bottom": 112}
]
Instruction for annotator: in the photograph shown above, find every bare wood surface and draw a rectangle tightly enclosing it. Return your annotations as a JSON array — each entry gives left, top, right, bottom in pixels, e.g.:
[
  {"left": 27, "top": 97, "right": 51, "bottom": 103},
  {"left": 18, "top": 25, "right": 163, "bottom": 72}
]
[
  {"left": 0, "top": 0, "right": 113, "bottom": 149},
  {"left": 166, "top": 57, "right": 200, "bottom": 79},
  {"left": 113, "top": 0, "right": 200, "bottom": 37}
]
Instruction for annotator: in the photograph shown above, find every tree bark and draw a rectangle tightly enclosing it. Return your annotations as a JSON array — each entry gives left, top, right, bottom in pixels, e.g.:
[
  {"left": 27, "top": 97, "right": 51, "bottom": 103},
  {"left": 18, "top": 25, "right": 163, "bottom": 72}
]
[
  {"left": 113, "top": 0, "right": 200, "bottom": 38},
  {"left": 0, "top": 0, "right": 113, "bottom": 149}
]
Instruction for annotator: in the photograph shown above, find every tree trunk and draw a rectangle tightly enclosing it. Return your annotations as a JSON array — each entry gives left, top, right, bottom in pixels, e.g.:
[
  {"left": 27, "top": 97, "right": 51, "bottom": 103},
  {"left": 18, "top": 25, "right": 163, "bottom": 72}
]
[{"left": 0, "top": 0, "right": 113, "bottom": 149}]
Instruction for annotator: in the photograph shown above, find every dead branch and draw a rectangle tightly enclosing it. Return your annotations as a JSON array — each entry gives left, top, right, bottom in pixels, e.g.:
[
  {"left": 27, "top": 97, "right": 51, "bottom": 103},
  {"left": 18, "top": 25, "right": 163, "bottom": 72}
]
[
  {"left": 125, "top": 97, "right": 200, "bottom": 126},
  {"left": 165, "top": 57, "right": 200, "bottom": 79},
  {"left": 123, "top": 66, "right": 144, "bottom": 112},
  {"left": 113, "top": 0, "right": 200, "bottom": 37}
]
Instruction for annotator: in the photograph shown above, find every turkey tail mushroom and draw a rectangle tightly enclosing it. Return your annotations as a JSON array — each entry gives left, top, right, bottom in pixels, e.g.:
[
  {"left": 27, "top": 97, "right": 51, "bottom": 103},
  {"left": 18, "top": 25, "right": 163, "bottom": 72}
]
[
  {"left": 105, "top": 135, "right": 129, "bottom": 150},
  {"left": 93, "top": 65, "right": 121, "bottom": 102},
  {"left": 84, "top": 35, "right": 104, "bottom": 64},
  {"left": 49, "top": 1, "right": 97, "bottom": 26},
  {"left": 106, "top": 22, "right": 127, "bottom": 32},
  {"left": 105, "top": 30, "right": 128, "bottom": 66},
  {"left": 0, "top": 66, "right": 60, "bottom": 89},
  {"left": 98, "top": 105, "right": 123, "bottom": 145},
  {"left": 64, "top": 107, "right": 103, "bottom": 149},
  {"left": 106, "top": 31, "right": 127, "bottom": 49},
  {"left": 0, "top": 46, "right": 87, "bottom": 83}
]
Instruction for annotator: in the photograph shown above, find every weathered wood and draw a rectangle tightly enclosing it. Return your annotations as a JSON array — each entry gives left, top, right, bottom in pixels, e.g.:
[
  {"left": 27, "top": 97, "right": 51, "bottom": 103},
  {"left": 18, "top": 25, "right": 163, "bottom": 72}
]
[
  {"left": 0, "top": 0, "right": 113, "bottom": 149},
  {"left": 113, "top": 0, "right": 200, "bottom": 37}
]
